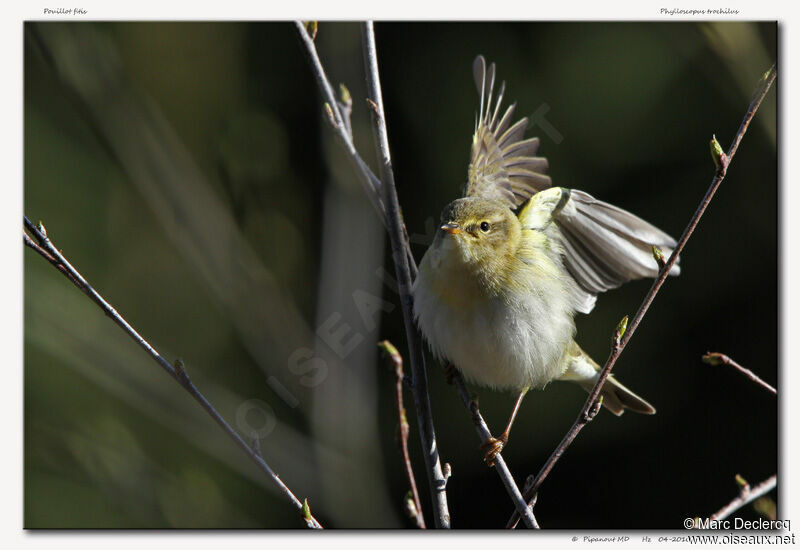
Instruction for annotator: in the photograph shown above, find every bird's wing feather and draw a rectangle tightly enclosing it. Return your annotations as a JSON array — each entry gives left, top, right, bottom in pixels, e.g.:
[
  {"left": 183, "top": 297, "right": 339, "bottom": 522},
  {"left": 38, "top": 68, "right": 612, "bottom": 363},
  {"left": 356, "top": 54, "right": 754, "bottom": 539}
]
[
  {"left": 467, "top": 56, "right": 680, "bottom": 315},
  {"left": 464, "top": 55, "right": 551, "bottom": 208},
  {"left": 518, "top": 188, "right": 680, "bottom": 313}
]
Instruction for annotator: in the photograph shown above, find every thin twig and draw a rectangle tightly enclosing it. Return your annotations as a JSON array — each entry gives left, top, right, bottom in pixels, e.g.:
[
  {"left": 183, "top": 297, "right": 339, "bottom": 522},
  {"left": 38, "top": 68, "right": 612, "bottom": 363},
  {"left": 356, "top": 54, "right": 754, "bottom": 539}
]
[
  {"left": 702, "top": 353, "right": 777, "bottom": 396},
  {"left": 617, "top": 63, "right": 775, "bottom": 356},
  {"left": 23, "top": 217, "right": 322, "bottom": 529},
  {"left": 360, "top": 22, "right": 450, "bottom": 529},
  {"left": 293, "top": 22, "right": 385, "bottom": 219},
  {"left": 378, "top": 341, "right": 426, "bottom": 529},
  {"left": 508, "top": 64, "right": 777, "bottom": 529},
  {"left": 707, "top": 474, "right": 777, "bottom": 522},
  {"left": 449, "top": 371, "right": 539, "bottom": 529},
  {"left": 24, "top": 232, "right": 81, "bottom": 287},
  {"left": 293, "top": 23, "right": 418, "bottom": 279}
]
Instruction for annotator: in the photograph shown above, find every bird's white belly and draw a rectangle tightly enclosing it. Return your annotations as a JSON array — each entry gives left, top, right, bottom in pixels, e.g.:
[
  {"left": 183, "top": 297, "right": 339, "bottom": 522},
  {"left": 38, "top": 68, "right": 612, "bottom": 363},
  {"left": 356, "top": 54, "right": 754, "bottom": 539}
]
[{"left": 413, "top": 267, "right": 575, "bottom": 390}]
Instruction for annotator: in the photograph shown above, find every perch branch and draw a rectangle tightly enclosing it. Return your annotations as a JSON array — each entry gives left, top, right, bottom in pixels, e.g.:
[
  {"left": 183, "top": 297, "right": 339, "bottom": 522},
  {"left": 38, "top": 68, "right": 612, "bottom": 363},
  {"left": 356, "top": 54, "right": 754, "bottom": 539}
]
[
  {"left": 23, "top": 217, "right": 322, "bottom": 529},
  {"left": 361, "top": 21, "right": 450, "bottom": 528},
  {"left": 702, "top": 353, "right": 776, "bottom": 396},
  {"left": 378, "top": 341, "right": 426, "bottom": 529},
  {"left": 450, "top": 371, "right": 539, "bottom": 528},
  {"left": 708, "top": 474, "right": 777, "bottom": 522},
  {"left": 508, "top": 63, "right": 777, "bottom": 529}
]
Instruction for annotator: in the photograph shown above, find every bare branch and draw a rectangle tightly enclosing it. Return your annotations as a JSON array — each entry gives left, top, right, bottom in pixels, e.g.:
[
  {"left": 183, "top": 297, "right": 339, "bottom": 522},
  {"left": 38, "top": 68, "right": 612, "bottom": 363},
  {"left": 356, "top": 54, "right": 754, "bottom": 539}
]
[
  {"left": 508, "top": 63, "right": 776, "bottom": 529},
  {"left": 614, "top": 64, "right": 776, "bottom": 361},
  {"left": 707, "top": 474, "right": 777, "bottom": 523},
  {"left": 378, "top": 340, "right": 426, "bottom": 529},
  {"left": 293, "top": 22, "right": 386, "bottom": 222},
  {"left": 702, "top": 353, "right": 777, "bottom": 395},
  {"left": 23, "top": 217, "right": 322, "bottom": 529},
  {"left": 360, "top": 21, "right": 450, "bottom": 528},
  {"left": 449, "top": 371, "right": 539, "bottom": 529},
  {"left": 294, "top": 22, "right": 418, "bottom": 277},
  {"left": 24, "top": 231, "right": 81, "bottom": 287}
]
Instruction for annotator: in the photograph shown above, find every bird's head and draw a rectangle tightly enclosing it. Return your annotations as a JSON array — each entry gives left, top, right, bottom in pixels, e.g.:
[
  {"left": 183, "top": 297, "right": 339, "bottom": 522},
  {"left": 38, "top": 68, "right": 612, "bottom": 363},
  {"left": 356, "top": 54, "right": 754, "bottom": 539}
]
[{"left": 433, "top": 197, "right": 521, "bottom": 275}]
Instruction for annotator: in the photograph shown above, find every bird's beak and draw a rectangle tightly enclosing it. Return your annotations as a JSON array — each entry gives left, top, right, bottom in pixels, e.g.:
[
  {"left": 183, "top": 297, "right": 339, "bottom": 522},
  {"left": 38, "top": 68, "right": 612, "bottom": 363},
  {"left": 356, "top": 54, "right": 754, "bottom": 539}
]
[{"left": 440, "top": 223, "right": 463, "bottom": 235}]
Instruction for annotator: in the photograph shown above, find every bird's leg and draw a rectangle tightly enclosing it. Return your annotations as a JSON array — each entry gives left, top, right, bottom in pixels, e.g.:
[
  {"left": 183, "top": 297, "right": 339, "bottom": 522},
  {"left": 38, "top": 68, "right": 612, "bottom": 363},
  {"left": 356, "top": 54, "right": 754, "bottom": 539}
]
[{"left": 482, "top": 387, "right": 529, "bottom": 466}]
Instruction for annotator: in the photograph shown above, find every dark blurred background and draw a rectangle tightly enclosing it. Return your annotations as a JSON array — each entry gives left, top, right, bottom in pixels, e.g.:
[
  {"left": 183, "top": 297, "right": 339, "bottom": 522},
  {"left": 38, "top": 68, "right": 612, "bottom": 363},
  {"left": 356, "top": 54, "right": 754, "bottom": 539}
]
[{"left": 24, "top": 22, "right": 777, "bottom": 529}]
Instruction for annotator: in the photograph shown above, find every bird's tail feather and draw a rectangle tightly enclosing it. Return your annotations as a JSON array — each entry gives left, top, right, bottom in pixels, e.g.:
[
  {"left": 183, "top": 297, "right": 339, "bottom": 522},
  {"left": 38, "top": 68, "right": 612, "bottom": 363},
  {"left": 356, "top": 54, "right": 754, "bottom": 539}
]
[
  {"left": 578, "top": 375, "right": 656, "bottom": 416},
  {"left": 559, "top": 342, "right": 655, "bottom": 416}
]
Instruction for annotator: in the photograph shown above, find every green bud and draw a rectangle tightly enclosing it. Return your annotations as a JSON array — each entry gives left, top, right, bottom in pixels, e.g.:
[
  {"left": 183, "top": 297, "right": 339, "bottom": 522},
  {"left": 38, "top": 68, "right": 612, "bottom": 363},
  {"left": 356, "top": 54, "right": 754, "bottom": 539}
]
[
  {"left": 378, "top": 340, "right": 403, "bottom": 375},
  {"left": 174, "top": 357, "right": 186, "bottom": 375},
  {"left": 378, "top": 340, "right": 400, "bottom": 357},
  {"left": 710, "top": 134, "right": 726, "bottom": 170},
  {"left": 304, "top": 21, "right": 318, "bottom": 40},
  {"left": 323, "top": 102, "right": 336, "bottom": 127},
  {"left": 735, "top": 473, "right": 750, "bottom": 491},
  {"left": 702, "top": 352, "right": 724, "bottom": 366},
  {"left": 652, "top": 245, "right": 666, "bottom": 269},
  {"left": 403, "top": 491, "right": 417, "bottom": 519},
  {"left": 339, "top": 83, "right": 352, "bottom": 106},
  {"left": 615, "top": 315, "right": 629, "bottom": 340},
  {"left": 301, "top": 498, "right": 311, "bottom": 520}
]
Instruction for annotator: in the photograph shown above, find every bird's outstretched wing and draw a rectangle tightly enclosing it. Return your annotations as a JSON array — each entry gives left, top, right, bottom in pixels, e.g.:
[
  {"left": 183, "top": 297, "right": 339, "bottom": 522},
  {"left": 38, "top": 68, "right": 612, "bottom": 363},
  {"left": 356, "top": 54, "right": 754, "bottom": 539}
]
[
  {"left": 464, "top": 55, "right": 551, "bottom": 208},
  {"left": 519, "top": 187, "right": 681, "bottom": 314},
  {"left": 467, "top": 56, "right": 681, "bottom": 314}
]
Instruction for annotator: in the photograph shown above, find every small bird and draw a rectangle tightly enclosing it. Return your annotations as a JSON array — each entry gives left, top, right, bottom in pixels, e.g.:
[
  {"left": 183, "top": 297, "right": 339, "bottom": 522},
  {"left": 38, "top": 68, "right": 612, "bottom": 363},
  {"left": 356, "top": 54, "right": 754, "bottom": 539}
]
[{"left": 413, "top": 56, "right": 681, "bottom": 465}]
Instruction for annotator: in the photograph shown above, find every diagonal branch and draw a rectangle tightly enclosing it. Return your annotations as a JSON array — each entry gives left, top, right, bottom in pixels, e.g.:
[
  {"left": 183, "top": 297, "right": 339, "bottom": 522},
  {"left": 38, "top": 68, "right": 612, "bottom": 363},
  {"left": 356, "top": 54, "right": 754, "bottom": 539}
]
[
  {"left": 507, "top": 63, "right": 777, "bottom": 529},
  {"left": 23, "top": 217, "right": 322, "bottom": 529},
  {"left": 294, "top": 21, "right": 418, "bottom": 279},
  {"left": 450, "top": 371, "right": 539, "bottom": 528},
  {"left": 293, "top": 22, "right": 383, "bottom": 210},
  {"left": 702, "top": 353, "right": 777, "bottom": 396},
  {"left": 360, "top": 21, "right": 450, "bottom": 528},
  {"left": 707, "top": 474, "right": 777, "bottom": 523}
]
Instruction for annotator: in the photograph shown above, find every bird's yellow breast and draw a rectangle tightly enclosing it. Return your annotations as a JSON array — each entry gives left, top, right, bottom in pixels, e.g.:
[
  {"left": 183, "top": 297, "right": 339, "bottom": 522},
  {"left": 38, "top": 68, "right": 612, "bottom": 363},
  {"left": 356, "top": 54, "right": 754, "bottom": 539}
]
[{"left": 413, "top": 227, "right": 576, "bottom": 390}]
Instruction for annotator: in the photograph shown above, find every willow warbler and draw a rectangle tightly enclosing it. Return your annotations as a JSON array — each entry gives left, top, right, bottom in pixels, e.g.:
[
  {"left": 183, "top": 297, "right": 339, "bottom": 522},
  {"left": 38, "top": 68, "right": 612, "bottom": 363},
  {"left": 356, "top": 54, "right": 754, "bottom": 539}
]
[{"left": 413, "top": 56, "right": 681, "bottom": 464}]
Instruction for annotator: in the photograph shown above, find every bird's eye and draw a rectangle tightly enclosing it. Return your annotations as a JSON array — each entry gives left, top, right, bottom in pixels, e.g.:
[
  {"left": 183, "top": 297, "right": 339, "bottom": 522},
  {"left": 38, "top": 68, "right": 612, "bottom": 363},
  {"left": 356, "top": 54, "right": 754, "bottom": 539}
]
[{"left": 480, "top": 221, "right": 490, "bottom": 232}]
